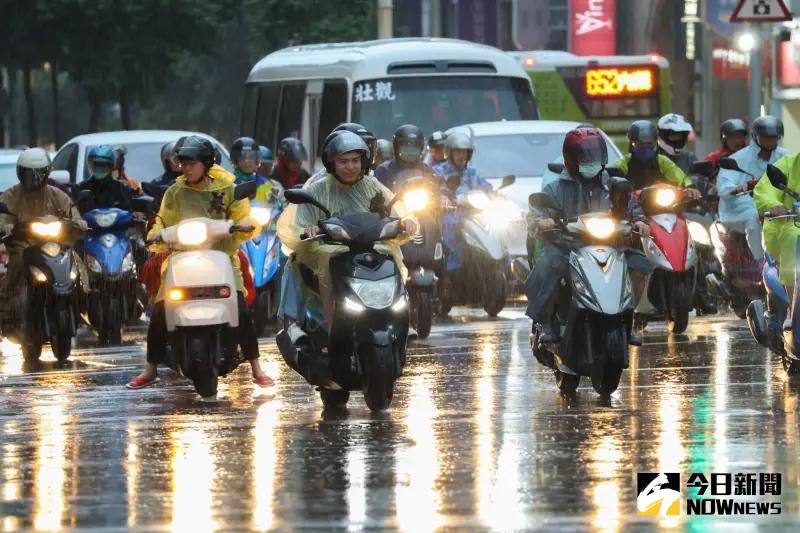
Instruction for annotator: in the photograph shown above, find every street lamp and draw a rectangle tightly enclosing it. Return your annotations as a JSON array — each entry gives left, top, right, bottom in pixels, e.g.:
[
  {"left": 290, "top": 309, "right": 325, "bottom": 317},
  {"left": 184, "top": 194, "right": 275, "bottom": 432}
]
[{"left": 737, "top": 32, "right": 756, "bottom": 52}]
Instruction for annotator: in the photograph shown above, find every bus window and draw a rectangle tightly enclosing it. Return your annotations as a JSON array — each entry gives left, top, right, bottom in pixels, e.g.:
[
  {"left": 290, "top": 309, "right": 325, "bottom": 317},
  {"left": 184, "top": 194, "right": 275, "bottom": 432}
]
[
  {"left": 352, "top": 76, "right": 536, "bottom": 139},
  {"left": 317, "top": 80, "right": 348, "bottom": 155},
  {"left": 277, "top": 82, "right": 306, "bottom": 141},
  {"left": 255, "top": 83, "right": 280, "bottom": 150},
  {"left": 241, "top": 83, "right": 259, "bottom": 136}
]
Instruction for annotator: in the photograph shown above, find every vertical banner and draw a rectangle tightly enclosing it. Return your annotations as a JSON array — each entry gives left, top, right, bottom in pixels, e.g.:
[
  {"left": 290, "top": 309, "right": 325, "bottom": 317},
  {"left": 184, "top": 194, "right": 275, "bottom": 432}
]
[
  {"left": 457, "top": 0, "right": 498, "bottom": 47},
  {"left": 570, "top": 0, "right": 617, "bottom": 55}
]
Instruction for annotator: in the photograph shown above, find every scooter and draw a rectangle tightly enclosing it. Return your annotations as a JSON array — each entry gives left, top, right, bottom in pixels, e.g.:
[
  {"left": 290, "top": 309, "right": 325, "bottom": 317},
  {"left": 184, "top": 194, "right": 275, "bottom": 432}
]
[
  {"left": 528, "top": 189, "right": 635, "bottom": 396},
  {"left": 276, "top": 188, "right": 412, "bottom": 411},
  {"left": 82, "top": 197, "right": 151, "bottom": 345},
  {"left": 147, "top": 182, "right": 258, "bottom": 398},
  {"left": 745, "top": 164, "right": 800, "bottom": 374},
  {"left": 0, "top": 201, "right": 85, "bottom": 362},
  {"left": 441, "top": 175, "right": 516, "bottom": 318},
  {"left": 685, "top": 160, "right": 719, "bottom": 316},
  {"left": 242, "top": 198, "right": 284, "bottom": 335},
  {"left": 634, "top": 184, "right": 698, "bottom": 334}
]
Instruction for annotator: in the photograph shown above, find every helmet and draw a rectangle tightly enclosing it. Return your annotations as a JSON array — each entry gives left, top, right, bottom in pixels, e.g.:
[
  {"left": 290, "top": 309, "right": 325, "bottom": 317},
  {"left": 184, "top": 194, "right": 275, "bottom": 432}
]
[
  {"left": 160, "top": 141, "right": 176, "bottom": 172},
  {"left": 176, "top": 136, "right": 215, "bottom": 168},
  {"left": 562, "top": 127, "right": 608, "bottom": 178},
  {"left": 87, "top": 145, "right": 115, "bottom": 179},
  {"left": 428, "top": 130, "right": 447, "bottom": 148},
  {"left": 752, "top": 115, "right": 784, "bottom": 142},
  {"left": 627, "top": 120, "right": 658, "bottom": 146},
  {"left": 720, "top": 118, "right": 748, "bottom": 139},
  {"left": 657, "top": 113, "right": 693, "bottom": 156},
  {"left": 392, "top": 124, "right": 425, "bottom": 163},
  {"left": 322, "top": 131, "right": 370, "bottom": 178},
  {"left": 230, "top": 137, "right": 260, "bottom": 167},
  {"left": 16, "top": 147, "right": 51, "bottom": 191},
  {"left": 112, "top": 146, "right": 127, "bottom": 172},
  {"left": 375, "top": 139, "right": 393, "bottom": 160},
  {"left": 276, "top": 137, "right": 308, "bottom": 162},
  {"left": 444, "top": 131, "right": 474, "bottom": 166},
  {"left": 259, "top": 145, "right": 273, "bottom": 162},
  {"left": 333, "top": 122, "right": 376, "bottom": 159}
]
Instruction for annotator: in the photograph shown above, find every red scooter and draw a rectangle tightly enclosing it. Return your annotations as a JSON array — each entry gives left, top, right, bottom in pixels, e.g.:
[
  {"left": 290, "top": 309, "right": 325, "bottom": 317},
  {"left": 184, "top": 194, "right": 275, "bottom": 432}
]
[{"left": 634, "top": 184, "right": 698, "bottom": 334}]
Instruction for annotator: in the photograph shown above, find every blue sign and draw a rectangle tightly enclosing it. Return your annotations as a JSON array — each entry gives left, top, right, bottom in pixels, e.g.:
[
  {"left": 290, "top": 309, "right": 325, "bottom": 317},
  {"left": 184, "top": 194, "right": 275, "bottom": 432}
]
[{"left": 705, "top": 0, "right": 744, "bottom": 37}]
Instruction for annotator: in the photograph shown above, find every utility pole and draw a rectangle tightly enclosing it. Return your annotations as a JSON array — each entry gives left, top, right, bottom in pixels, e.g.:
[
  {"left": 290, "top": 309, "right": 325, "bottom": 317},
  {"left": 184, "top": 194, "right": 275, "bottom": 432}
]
[
  {"left": 748, "top": 25, "right": 764, "bottom": 121},
  {"left": 378, "top": 0, "right": 394, "bottom": 39}
]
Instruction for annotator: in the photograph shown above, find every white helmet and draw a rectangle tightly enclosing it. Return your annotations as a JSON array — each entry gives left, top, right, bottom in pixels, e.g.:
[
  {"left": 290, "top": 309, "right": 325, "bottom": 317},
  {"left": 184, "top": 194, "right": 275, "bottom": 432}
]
[
  {"left": 657, "top": 113, "right": 693, "bottom": 156},
  {"left": 16, "top": 147, "right": 52, "bottom": 191}
]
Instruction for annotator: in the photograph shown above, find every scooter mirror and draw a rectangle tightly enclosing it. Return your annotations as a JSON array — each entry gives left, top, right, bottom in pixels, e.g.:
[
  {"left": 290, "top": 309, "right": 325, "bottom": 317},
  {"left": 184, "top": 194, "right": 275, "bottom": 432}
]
[
  {"left": 233, "top": 180, "right": 258, "bottom": 201},
  {"left": 500, "top": 175, "right": 516, "bottom": 189},
  {"left": 608, "top": 177, "right": 633, "bottom": 219},
  {"left": 284, "top": 188, "right": 332, "bottom": 218},
  {"left": 766, "top": 164, "right": 788, "bottom": 190},
  {"left": 131, "top": 195, "right": 155, "bottom": 214},
  {"left": 547, "top": 163, "right": 565, "bottom": 174},
  {"left": 529, "top": 192, "right": 558, "bottom": 211},
  {"left": 49, "top": 170, "right": 71, "bottom": 184},
  {"left": 718, "top": 157, "right": 740, "bottom": 171},
  {"left": 606, "top": 167, "right": 626, "bottom": 178},
  {"left": 689, "top": 160, "right": 713, "bottom": 177}
]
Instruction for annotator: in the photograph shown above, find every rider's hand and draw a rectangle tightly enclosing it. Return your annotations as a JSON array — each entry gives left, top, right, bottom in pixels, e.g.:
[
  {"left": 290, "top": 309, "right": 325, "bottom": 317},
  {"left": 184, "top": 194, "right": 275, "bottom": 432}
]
[
  {"left": 401, "top": 218, "right": 418, "bottom": 234},
  {"left": 769, "top": 205, "right": 789, "bottom": 217},
  {"left": 686, "top": 188, "right": 702, "bottom": 201},
  {"left": 303, "top": 225, "right": 321, "bottom": 238},
  {"left": 738, "top": 185, "right": 749, "bottom": 193},
  {"left": 537, "top": 218, "right": 556, "bottom": 231},
  {"left": 75, "top": 220, "right": 89, "bottom": 232},
  {"left": 634, "top": 221, "right": 650, "bottom": 238},
  {"left": 237, "top": 224, "right": 255, "bottom": 234}
]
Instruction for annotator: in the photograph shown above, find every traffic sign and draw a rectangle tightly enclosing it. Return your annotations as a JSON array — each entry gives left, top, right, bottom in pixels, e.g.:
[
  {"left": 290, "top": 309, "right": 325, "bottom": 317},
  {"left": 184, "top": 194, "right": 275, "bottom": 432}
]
[{"left": 730, "top": 0, "right": 792, "bottom": 22}]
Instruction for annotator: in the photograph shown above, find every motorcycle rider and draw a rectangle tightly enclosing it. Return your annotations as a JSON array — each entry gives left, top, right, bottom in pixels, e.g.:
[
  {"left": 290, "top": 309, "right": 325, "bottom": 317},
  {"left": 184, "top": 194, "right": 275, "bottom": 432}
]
[
  {"left": 276, "top": 131, "right": 416, "bottom": 389},
  {"left": 305, "top": 122, "right": 379, "bottom": 187},
  {"left": 718, "top": 116, "right": 789, "bottom": 263},
  {"left": 76, "top": 146, "right": 135, "bottom": 212},
  {"left": 424, "top": 131, "right": 447, "bottom": 168},
  {"left": 373, "top": 139, "right": 394, "bottom": 168},
  {"left": 656, "top": 113, "right": 697, "bottom": 172},
  {"left": 374, "top": 124, "right": 437, "bottom": 191},
  {"left": 706, "top": 118, "right": 749, "bottom": 168},
  {"left": 526, "top": 128, "right": 651, "bottom": 345},
  {"left": 112, "top": 146, "right": 143, "bottom": 195},
  {"left": 433, "top": 131, "right": 492, "bottom": 272},
  {"left": 258, "top": 146, "right": 274, "bottom": 177},
  {"left": 126, "top": 136, "right": 273, "bottom": 390},
  {"left": 0, "top": 148, "right": 88, "bottom": 327},
  {"left": 271, "top": 137, "right": 310, "bottom": 189}
]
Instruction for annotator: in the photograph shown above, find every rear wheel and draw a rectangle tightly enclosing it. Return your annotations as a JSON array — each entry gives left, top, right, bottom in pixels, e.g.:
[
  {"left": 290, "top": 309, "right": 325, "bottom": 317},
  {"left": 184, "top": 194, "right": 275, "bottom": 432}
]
[
  {"left": 667, "top": 280, "right": 690, "bottom": 334},
  {"left": 22, "top": 341, "right": 42, "bottom": 362},
  {"left": 253, "top": 290, "right": 271, "bottom": 337},
  {"left": 411, "top": 289, "right": 432, "bottom": 339},
  {"left": 362, "top": 344, "right": 395, "bottom": 411},
  {"left": 554, "top": 370, "right": 579, "bottom": 395},
  {"left": 591, "top": 328, "right": 625, "bottom": 396},
  {"left": 320, "top": 388, "right": 350, "bottom": 409},
  {"left": 483, "top": 269, "right": 506, "bottom": 317},
  {"left": 189, "top": 334, "right": 219, "bottom": 398}
]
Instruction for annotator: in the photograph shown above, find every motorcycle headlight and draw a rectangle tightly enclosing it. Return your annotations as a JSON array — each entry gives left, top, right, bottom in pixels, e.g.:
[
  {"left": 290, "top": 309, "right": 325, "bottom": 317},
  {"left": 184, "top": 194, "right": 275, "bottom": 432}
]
[
  {"left": 41, "top": 242, "right": 61, "bottom": 257},
  {"left": 379, "top": 220, "right": 401, "bottom": 240},
  {"left": 467, "top": 191, "right": 490, "bottom": 210},
  {"left": 687, "top": 220, "right": 710, "bottom": 246},
  {"left": 655, "top": 188, "right": 677, "bottom": 207},
  {"left": 250, "top": 206, "right": 272, "bottom": 227},
  {"left": 31, "top": 221, "right": 62, "bottom": 238},
  {"left": 402, "top": 188, "right": 430, "bottom": 213},
  {"left": 322, "top": 222, "right": 351, "bottom": 241},
  {"left": 177, "top": 221, "right": 208, "bottom": 246},
  {"left": 86, "top": 254, "right": 102, "bottom": 273},
  {"left": 348, "top": 277, "right": 396, "bottom": 309},
  {"left": 30, "top": 266, "right": 47, "bottom": 283},
  {"left": 582, "top": 216, "right": 616, "bottom": 239},
  {"left": 93, "top": 212, "right": 118, "bottom": 228},
  {"left": 480, "top": 198, "right": 521, "bottom": 228},
  {"left": 121, "top": 251, "right": 134, "bottom": 272}
]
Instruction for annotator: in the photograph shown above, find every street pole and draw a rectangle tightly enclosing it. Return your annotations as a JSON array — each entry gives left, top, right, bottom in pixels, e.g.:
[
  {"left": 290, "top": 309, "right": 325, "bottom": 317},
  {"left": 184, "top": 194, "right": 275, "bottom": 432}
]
[
  {"left": 749, "top": 25, "right": 764, "bottom": 121},
  {"left": 378, "top": 0, "right": 394, "bottom": 39}
]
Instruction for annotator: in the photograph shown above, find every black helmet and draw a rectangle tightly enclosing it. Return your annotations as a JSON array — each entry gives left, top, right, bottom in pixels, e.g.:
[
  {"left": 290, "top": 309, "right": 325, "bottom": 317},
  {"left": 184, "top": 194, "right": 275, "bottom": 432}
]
[
  {"left": 333, "top": 122, "right": 376, "bottom": 160},
  {"left": 752, "top": 115, "right": 784, "bottom": 141},
  {"left": 627, "top": 120, "right": 658, "bottom": 145},
  {"left": 392, "top": 124, "right": 425, "bottom": 164},
  {"left": 16, "top": 147, "right": 51, "bottom": 191},
  {"left": 230, "top": 137, "right": 260, "bottom": 167},
  {"left": 170, "top": 136, "right": 189, "bottom": 167},
  {"left": 322, "top": 131, "right": 370, "bottom": 178},
  {"left": 720, "top": 118, "right": 748, "bottom": 139},
  {"left": 177, "top": 136, "right": 215, "bottom": 168},
  {"left": 160, "top": 141, "right": 176, "bottom": 172},
  {"left": 276, "top": 137, "right": 308, "bottom": 162},
  {"left": 112, "top": 146, "right": 127, "bottom": 172},
  {"left": 375, "top": 139, "right": 393, "bottom": 161},
  {"left": 427, "top": 130, "right": 447, "bottom": 148}
]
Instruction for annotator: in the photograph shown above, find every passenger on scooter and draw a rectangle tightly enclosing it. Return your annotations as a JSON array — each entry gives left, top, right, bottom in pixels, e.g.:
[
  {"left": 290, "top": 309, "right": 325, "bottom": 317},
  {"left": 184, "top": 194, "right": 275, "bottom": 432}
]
[
  {"left": 433, "top": 131, "right": 492, "bottom": 272},
  {"left": 718, "top": 116, "right": 788, "bottom": 263},
  {"left": 424, "top": 131, "right": 447, "bottom": 168},
  {"left": 0, "top": 148, "right": 88, "bottom": 327},
  {"left": 525, "top": 127, "right": 652, "bottom": 346},
  {"left": 112, "top": 146, "right": 143, "bottom": 195},
  {"left": 657, "top": 113, "right": 697, "bottom": 173},
  {"left": 76, "top": 146, "right": 135, "bottom": 212},
  {"left": 374, "top": 124, "right": 438, "bottom": 191},
  {"left": 231, "top": 136, "right": 280, "bottom": 204},
  {"left": 276, "top": 131, "right": 416, "bottom": 389},
  {"left": 373, "top": 139, "right": 394, "bottom": 168},
  {"left": 271, "top": 137, "right": 310, "bottom": 189},
  {"left": 258, "top": 146, "right": 274, "bottom": 178},
  {"left": 127, "top": 136, "right": 274, "bottom": 390},
  {"left": 706, "top": 119, "right": 749, "bottom": 169}
]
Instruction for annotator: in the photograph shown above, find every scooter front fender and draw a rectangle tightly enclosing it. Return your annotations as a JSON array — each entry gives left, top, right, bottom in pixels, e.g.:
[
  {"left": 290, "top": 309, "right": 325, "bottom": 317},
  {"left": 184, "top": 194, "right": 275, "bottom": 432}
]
[{"left": 462, "top": 218, "right": 506, "bottom": 261}]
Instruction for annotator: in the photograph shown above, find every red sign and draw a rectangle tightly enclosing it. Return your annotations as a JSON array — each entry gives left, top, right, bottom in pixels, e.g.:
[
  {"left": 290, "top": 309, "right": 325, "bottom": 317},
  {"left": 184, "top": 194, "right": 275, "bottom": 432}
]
[
  {"left": 730, "top": 0, "right": 792, "bottom": 23},
  {"left": 779, "top": 40, "right": 800, "bottom": 87},
  {"left": 712, "top": 41, "right": 750, "bottom": 80},
  {"left": 570, "top": 0, "right": 616, "bottom": 56}
]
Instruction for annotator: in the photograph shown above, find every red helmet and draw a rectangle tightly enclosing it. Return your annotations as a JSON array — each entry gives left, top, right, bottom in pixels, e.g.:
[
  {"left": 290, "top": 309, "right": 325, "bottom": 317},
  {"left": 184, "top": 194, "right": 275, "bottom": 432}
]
[{"left": 562, "top": 127, "right": 608, "bottom": 177}]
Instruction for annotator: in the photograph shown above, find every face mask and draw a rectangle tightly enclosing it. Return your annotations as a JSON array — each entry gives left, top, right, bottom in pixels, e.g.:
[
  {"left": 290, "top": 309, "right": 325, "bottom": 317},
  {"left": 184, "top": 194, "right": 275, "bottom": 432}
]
[
  {"left": 632, "top": 146, "right": 657, "bottom": 160},
  {"left": 397, "top": 145, "right": 422, "bottom": 163},
  {"left": 578, "top": 163, "right": 603, "bottom": 179},
  {"left": 92, "top": 169, "right": 111, "bottom": 180}
]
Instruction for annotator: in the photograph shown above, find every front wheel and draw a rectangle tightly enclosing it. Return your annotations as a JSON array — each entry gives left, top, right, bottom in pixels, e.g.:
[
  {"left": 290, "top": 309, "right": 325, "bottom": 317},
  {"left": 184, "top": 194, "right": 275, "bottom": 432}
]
[
  {"left": 362, "top": 344, "right": 396, "bottom": 411},
  {"left": 591, "top": 328, "right": 625, "bottom": 396},
  {"left": 320, "top": 388, "right": 350, "bottom": 409},
  {"left": 667, "top": 280, "right": 690, "bottom": 334},
  {"left": 483, "top": 269, "right": 506, "bottom": 317},
  {"left": 252, "top": 289, "right": 271, "bottom": 337},
  {"left": 51, "top": 307, "right": 73, "bottom": 362},
  {"left": 411, "top": 289, "right": 433, "bottom": 339},
  {"left": 189, "top": 335, "right": 219, "bottom": 398}
]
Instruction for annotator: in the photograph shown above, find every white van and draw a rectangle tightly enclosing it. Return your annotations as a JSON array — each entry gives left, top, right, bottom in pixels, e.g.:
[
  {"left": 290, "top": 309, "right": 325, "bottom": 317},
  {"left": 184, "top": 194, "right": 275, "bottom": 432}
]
[{"left": 243, "top": 38, "right": 537, "bottom": 169}]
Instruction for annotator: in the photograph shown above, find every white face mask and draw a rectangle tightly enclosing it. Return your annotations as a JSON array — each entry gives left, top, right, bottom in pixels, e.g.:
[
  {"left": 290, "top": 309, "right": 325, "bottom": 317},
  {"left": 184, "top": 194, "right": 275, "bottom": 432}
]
[{"left": 578, "top": 162, "right": 603, "bottom": 179}]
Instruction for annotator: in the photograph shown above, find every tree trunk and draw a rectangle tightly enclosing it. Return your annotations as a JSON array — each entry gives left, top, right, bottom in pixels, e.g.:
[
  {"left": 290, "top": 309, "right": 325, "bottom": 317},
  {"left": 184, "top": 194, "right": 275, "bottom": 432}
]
[
  {"left": 7, "top": 69, "right": 17, "bottom": 147},
  {"left": 50, "top": 62, "right": 60, "bottom": 146},
  {"left": 22, "top": 65, "right": 37, "bottom": 147},
  {"left": 119, "top": 88, "right": 132, "bottom": 130},
  {"left": 88, "top": 95, "right": 101, "bottom": 133}
]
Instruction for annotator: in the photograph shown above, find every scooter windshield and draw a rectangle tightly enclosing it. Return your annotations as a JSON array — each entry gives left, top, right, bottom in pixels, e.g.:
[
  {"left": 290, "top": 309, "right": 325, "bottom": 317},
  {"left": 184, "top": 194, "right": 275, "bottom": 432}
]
[{"left": 324, "top": 212, "right": 394, "bottom": 245}]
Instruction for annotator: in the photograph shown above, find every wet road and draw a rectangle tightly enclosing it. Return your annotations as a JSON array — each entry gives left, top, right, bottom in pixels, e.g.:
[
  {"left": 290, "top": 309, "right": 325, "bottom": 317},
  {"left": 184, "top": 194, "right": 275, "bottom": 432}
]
[{"left": 1, "top": 308, "right": 800, "bottom": 531}]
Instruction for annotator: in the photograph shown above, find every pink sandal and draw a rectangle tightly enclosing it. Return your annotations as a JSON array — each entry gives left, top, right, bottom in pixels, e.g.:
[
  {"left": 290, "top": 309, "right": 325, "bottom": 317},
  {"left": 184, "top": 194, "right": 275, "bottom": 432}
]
[
  {"left": 126, "top": 375, "right": 159, "bottom": 390},
  {"left": 253, "top": 375, "right": 276, "bottom": 388}
]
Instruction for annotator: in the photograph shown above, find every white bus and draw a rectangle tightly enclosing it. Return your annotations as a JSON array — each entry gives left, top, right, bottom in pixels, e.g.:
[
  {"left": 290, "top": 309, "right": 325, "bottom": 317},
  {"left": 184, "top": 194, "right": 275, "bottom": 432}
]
[{"left": 243, "top": 38, "right": 537, "bottom": 168}]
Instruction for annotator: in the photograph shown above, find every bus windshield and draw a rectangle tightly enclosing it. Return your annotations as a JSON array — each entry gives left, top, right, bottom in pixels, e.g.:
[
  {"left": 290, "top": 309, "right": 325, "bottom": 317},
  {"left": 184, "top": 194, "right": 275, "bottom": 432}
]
[{"left": 352, "top": 76, "right": 537, "bottom": 139}]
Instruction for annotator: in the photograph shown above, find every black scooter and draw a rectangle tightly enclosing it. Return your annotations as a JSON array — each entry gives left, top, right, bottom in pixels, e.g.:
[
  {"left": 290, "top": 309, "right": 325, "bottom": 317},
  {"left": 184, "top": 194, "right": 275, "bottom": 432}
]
[{"left": 276, "top": 188, "right": 410, "bottom": 411}]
